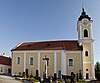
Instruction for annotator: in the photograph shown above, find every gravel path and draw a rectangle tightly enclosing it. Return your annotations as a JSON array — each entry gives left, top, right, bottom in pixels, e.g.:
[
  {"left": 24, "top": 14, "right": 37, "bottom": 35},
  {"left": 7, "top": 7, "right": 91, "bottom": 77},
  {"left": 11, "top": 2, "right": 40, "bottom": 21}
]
[{"left": 0, "top": 75, "right": 22, "bottom": 83}]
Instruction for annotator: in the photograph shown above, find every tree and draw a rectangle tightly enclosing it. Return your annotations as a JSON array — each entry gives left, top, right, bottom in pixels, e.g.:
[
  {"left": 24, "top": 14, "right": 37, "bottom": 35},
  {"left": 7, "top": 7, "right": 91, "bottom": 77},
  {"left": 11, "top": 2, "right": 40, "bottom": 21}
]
[{"left": 95, "top": 62, "right": 100, "bottom": 80}]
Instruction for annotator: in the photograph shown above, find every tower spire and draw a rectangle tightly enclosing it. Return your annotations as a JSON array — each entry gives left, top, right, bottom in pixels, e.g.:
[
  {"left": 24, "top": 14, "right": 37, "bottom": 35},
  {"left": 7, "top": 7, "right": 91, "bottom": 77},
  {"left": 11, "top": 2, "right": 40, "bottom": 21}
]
[
  {"left": 78, "top": 0, "right": 91, "bottom": 21},
  {"left": 82, "top": 0, "right": 84, "bottom": 12}
]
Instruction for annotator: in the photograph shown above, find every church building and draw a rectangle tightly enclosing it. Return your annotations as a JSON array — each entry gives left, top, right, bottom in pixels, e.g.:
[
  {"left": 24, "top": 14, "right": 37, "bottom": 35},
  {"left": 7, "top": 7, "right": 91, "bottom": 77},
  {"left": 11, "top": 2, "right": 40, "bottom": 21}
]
[{"left": 11, "top": 6, "right": 95, "bottom": 80}]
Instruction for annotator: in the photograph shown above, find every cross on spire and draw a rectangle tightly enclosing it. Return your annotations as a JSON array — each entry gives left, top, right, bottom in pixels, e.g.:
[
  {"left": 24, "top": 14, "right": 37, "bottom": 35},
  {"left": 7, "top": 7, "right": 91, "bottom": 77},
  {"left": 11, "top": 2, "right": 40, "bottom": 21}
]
[
  {"left": 78, "top": 0, "right": 91, "bottom": 21},
  {"left": 82, "top": 0, "right": 85, "bottom": 12}
]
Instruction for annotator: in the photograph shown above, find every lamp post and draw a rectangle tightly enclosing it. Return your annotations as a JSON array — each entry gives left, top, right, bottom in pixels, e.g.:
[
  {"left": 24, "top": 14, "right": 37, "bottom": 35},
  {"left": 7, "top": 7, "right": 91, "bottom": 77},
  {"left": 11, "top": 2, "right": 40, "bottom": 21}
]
[{"left": 43, "top": 55, "right": 49, "bottom": 78}]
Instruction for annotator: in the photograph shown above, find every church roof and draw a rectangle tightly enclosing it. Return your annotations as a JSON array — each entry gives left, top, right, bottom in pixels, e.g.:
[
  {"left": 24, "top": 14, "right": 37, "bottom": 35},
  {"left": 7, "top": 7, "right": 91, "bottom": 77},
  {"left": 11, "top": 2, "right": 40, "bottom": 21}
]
[
  {"left": 0, "top": 56, "right": 11, "bottom": 66},
  {"left": 11, "top": 40, "right": 82, "bottom": 51}
]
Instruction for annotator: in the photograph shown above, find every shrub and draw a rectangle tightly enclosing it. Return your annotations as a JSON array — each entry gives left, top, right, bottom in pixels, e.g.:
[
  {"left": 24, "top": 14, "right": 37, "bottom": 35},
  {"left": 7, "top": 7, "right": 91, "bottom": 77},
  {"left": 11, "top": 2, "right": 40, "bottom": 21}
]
[
  {"left": 28, "top": 77, "right": 39, "bottom": 82},
  {"left": 16, "top": 72, "right": 23, "bottom": 77},
  {"left": 58, "top": 80, "right": 62, "bottom": 83}
]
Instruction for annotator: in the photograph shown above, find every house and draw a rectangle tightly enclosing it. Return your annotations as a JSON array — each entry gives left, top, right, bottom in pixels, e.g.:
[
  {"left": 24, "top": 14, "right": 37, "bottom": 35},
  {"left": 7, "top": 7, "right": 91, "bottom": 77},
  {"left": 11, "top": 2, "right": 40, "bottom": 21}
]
[
  {"left": 11, "top": 6, "right": 95, "bottom": 80},
  {"left": 0, "top": 55, "right": 11, "bottom": 75}
]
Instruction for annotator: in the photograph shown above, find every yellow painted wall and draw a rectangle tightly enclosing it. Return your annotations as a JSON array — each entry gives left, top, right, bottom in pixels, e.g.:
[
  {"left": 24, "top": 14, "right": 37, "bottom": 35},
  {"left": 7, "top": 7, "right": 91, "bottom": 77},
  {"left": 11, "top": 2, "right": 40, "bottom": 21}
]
[
  {"left": 12, "top": 52, "right": 24, "bottom": 74},
  {"left": 26, "top": 52, "right": 38, "bottom": 76},
  {"left": 83, "top": 64, "right": 92, "bottom": 78},
  {"left": 12, "top": 51, "right": 82, "bottom": 77},
  {"left": 56, "top": 52, "right": 61, "bottom": 76},
  {"left": 12, "top": 50, "right": 93, "bottom": 79},
  {"left": 12, "top": 51, "right": 55, "bottom": 78},
  {"left": 40, "top": 52, "right": 54, "bottom": 78},
  {"left": 82, "top": 41, "right": 93, "bottom": 79},
  {"left": 83, "top": 43, "right": 91, "bottom": 62},
  {"left": 66, "top": 53, "right": 81, "bottom": 75}
]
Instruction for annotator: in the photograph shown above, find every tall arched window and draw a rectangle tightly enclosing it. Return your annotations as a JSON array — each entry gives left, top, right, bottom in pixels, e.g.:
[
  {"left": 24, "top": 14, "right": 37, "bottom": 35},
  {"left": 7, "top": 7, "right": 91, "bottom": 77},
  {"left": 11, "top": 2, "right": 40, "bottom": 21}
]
[
  {"left": 69, "top": 59, "right": 74, "bottom": 67},
  {"left": 84, "top": 29, "right": 88, "bottom": 37},
  {"left": 17, "top": 57, "right": 20, "bottom": 64},
  {"left": 85, "top": 51, "right": 88, "bottom": 56},
  {"left": 30, "top": 57, "right": 34, "bottom": 65}
]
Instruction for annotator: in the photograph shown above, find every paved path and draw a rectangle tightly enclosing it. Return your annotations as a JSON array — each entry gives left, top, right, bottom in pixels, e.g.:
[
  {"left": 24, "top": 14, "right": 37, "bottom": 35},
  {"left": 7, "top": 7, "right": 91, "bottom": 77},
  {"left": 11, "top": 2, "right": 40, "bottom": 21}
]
[{"left": 0, "top": 75, "right": 22, "bottom": 83}]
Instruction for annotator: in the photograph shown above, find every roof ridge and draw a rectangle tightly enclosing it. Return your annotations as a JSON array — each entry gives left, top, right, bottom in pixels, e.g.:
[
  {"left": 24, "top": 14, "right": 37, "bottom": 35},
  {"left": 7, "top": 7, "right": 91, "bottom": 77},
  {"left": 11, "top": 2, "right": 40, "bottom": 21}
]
[{"left": 22, "top": 40, "right": 78, "bottom": 43}]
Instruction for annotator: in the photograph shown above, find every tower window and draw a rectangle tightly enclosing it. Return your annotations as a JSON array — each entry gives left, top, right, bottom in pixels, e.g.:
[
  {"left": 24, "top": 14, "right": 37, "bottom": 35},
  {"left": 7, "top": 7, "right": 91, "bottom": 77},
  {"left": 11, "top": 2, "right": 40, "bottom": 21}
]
[
  {"left": 85, "top": 51, "right": 88, "bottom": 56},
  {"left": 84, "top": 29, "right": 88, "bottom": 37},
  {"left": 68, "top": 59, "right": 74, "bottom": 67}
]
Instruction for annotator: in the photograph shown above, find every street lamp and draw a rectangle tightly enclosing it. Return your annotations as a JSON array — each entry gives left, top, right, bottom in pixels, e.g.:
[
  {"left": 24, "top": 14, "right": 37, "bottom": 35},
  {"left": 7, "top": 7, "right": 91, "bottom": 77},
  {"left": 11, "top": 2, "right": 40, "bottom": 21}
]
[{"left": 43, "top": 55, "right": 49, "bottom": 78}]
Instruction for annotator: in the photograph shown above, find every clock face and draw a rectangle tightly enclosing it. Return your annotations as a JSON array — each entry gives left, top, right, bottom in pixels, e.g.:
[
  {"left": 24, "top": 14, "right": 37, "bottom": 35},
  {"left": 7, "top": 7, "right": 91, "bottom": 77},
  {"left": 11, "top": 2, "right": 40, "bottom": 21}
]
[
  {"left": 83, "top": 21, "right": 88, "bottom": 25},
  {"left": 82, "top": 19, "right": 88, "bottom": 26}
]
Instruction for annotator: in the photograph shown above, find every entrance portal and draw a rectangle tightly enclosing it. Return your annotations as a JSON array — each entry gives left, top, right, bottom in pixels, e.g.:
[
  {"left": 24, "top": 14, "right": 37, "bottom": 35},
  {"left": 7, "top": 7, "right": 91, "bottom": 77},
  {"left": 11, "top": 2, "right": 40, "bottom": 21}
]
[{"left": 86, "top": 73, "right": 89, "bottom": 79}]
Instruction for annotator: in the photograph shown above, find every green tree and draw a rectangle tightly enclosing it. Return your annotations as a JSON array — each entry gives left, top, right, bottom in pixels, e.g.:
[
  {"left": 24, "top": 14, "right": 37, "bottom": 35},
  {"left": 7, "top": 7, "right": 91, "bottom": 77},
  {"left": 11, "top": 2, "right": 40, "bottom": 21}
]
[{"left": 95, "top": 62, "right": 100, "bottom": 80}]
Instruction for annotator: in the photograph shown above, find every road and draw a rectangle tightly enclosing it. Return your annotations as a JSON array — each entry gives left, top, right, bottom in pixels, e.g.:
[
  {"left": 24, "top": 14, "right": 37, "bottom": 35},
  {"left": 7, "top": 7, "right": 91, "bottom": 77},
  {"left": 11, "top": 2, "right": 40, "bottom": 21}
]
[{"left": 0, "top": 75, "right": 23, "bottom": 83}]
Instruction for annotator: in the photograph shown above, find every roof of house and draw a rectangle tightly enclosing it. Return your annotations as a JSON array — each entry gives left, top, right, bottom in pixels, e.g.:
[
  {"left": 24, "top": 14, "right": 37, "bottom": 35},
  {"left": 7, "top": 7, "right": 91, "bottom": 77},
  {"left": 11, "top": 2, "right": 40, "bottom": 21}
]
[
  {"left": 0, "top": 56, "right": 11, "bottom": 66},
  {"left": 11, "top": 40, "right": 82, "bottom": 51}
]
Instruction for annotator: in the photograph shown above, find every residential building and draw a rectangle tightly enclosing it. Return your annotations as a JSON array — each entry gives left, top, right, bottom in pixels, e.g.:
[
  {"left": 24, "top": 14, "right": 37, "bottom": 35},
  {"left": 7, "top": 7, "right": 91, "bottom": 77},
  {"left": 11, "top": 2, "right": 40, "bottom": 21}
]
[{"left": 0, "top": 55, "right": 11, "bottom": 75}]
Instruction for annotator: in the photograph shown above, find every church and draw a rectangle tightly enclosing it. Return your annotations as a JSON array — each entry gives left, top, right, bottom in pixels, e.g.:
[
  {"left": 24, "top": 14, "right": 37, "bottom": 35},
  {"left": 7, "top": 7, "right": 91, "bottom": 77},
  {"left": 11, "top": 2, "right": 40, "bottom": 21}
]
[{"left": 11, "top": 6, "right": 95, "bottom": 80}]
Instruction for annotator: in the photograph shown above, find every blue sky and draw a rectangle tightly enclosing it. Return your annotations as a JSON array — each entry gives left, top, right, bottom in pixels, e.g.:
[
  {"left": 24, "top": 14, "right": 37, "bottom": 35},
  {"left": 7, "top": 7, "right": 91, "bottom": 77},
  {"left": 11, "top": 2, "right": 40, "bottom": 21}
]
[{"left": 0, "top": 0, "right": 99, "bottom": 63}]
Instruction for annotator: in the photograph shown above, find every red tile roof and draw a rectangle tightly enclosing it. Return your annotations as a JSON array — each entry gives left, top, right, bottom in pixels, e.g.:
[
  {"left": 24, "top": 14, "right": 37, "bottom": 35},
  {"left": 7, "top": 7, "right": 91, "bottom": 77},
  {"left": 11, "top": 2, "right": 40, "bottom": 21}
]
[
  {"left": 0, "top": 56, "right": 11, "bottom": 66},
  {"left": 11, "top": 40, "right": 82, "bottom": 51}
]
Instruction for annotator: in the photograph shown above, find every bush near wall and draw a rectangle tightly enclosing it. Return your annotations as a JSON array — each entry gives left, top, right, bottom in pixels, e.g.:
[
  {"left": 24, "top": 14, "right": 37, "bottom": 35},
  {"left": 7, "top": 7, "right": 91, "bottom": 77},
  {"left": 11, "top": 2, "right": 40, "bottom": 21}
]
[{"left": 95, "top": 62, "right": 100, "bottom": 81}]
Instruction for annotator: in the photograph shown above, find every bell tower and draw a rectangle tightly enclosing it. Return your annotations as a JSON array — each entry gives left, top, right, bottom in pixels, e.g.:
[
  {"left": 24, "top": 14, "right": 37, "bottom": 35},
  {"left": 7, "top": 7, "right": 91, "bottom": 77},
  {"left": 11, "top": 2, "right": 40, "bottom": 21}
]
[
  {"left": 77, "top": 5, "right": 95, "bottom": 79},
  {"left": 77, "top": 8, "right": 93, "bottom": 41}
]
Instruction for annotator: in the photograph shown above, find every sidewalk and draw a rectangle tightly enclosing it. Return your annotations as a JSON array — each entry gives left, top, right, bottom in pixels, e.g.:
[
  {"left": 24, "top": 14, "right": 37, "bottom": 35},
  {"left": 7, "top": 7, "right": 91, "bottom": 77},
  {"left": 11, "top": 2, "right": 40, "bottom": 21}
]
[{"left": 0, "top": 75, "right": 22, "bottom": 83}]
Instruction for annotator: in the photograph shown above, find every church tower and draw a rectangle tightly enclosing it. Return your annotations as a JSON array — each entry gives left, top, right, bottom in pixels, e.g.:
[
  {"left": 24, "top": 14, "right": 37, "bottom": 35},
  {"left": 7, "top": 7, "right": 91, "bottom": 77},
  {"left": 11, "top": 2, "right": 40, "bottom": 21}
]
[{"left": 77, "top": 5, "right": 95, "bottom": 79}]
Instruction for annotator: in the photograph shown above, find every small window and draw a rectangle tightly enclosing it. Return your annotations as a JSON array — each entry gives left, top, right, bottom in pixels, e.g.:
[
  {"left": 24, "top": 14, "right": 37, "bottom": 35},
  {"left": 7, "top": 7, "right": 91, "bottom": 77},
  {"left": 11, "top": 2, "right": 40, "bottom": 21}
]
[
  {"left": 69, "top": 59, "right": 74, "bottom": 67},
  {"left": 85, "top": 51, "right": 88, "bottom": 56},
  {"left": 30, "top": 57, "right": 34, "bottom": 65},
  {"left": 17, "top": 57, "right": 20, "bottom": 64},
  {"left": 5, "top": 69, "right": 7, "bottom": 73},
  {"left": 84, "top": 29, "right": 88, "bottom": 37}
]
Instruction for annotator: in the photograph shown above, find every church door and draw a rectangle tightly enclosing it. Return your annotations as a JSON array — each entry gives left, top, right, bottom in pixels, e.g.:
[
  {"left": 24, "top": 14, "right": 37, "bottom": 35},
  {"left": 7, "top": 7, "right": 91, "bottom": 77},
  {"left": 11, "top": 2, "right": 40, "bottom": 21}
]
[{"left": 86, "top": 73, "right": 89, "bottom": 79}]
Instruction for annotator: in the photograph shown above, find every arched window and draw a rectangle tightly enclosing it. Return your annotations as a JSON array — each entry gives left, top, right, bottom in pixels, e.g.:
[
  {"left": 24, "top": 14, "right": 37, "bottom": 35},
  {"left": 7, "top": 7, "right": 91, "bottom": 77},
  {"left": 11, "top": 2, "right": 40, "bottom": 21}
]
[
  {"left": 30, "top": 57, "right": 34, "bottom": 65},
  {"left": 17, "top": 57, "right": 20, "bottom": 64},
  {"left": 85, "top": 51, "right": 88, "bottom": 56},
  {"left": 84, "top": 29, "right": 88, "bottom": 37},
  {"left": 69, "top": 59, "right": 74, "bottom": 67}
]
